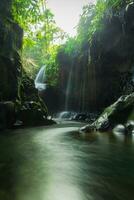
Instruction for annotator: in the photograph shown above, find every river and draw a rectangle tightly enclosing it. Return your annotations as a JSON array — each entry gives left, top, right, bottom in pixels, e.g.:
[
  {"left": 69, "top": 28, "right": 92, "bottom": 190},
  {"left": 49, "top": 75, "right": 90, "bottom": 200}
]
[{"left": 0, "top": 122, "right": 134, "bottom": 200}]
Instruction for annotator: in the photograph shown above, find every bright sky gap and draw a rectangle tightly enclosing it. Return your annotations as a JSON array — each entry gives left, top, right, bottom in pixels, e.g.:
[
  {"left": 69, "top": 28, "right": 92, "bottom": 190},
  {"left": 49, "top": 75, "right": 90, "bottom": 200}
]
[{"left": 47, "top": 0, "right": 96, "bottom": 36}]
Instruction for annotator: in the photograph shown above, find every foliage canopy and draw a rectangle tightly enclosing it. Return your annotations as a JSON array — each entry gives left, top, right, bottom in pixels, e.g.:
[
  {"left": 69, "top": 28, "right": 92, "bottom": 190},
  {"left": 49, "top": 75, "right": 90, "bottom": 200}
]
[{"left": 12, "top": 0, "right": 134, "bottom": 85}]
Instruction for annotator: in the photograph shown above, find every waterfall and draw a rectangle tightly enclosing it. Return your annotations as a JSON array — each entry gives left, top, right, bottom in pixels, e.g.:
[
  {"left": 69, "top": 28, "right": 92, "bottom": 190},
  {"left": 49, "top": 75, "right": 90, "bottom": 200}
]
[
  {"left": 65, "top": 65, "right": 73, "bottom": 111},
  {"left": 64, "top": 61, "right": 90, "bottom": 112},
  {"left": 64, "top": 50, "right": 94, "bottom": 112},
  {"left": 34, "top": 65, "right": 47, "bottom": 91}
]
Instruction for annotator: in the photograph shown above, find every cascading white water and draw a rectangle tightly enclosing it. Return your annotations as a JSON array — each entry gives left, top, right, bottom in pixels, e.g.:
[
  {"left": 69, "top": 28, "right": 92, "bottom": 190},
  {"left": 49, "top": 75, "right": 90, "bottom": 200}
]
[{"left": 34, "top": 65, "right": 47, "bottom": 91}]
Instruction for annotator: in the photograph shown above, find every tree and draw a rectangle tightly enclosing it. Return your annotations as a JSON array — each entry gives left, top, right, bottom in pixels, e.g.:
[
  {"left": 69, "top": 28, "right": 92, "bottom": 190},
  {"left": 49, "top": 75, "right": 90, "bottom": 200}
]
[{"left": 12, "top": 0, "right": 67, "bottom": 78}]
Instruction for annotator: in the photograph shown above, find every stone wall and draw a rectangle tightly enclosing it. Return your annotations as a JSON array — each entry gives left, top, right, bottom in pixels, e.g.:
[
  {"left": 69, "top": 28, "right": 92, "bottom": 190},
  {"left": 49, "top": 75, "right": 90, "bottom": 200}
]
[
  {"left": 89, "top": 2, "right": 134, "bottom": 110},
  {"left": 0, "top": 0, "right": 23, "bottom": 101},
  {"left": 57, "top": 3, "right": 134, "bottom": 112}
]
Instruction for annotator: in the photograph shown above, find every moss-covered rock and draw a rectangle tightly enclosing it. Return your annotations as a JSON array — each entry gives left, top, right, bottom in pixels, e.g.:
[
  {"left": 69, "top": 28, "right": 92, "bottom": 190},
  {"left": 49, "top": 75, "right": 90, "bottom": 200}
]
[
  {"left": 18, "top": 70, "right": 48, "bottom": 117},
  {"left": 57, "top": 2, "right": 134, "bottom": 112},
  {"left": 81, "top": 92, "right": 134, "bottom": 132},
  {"left": 0, "top": 0, "right": 23, "bottom": 130},
  {"left": 89, "top": 2, "right": 134, "bottom": 109},
  {"left": 17, "top": 101, "right": 55, "bottom": 126},
  {"left": 0, "top": 10, "right": 23, "bottom": 101},
  {"left": 0, "top": 0, "right": 52, "bottom": 130}
]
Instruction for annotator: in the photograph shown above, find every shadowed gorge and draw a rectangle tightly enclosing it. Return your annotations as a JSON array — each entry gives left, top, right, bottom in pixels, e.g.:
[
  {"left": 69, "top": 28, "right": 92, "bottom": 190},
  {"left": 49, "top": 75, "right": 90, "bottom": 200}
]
[
  {"left": 0, "top": 0, "right": 23, "bottom": 101},
  {"left": 0, "top": 0, "right": 134, "bottom": 199}
]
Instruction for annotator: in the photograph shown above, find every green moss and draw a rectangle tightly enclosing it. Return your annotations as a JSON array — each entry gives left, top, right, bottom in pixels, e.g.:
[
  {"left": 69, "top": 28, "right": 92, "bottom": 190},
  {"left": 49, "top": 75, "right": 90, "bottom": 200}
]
[
  {"left": 93, "top": 93, "right": 134, "bottom": 130},
  {"left": 88, "top": 0, "right": 133, "bottom": 42}
]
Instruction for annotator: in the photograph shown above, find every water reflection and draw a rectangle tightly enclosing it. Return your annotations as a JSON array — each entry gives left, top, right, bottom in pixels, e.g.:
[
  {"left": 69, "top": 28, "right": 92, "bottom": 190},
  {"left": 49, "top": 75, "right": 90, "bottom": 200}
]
[{"left": 0, "top": 124, "right": 134, "bottom": 200}]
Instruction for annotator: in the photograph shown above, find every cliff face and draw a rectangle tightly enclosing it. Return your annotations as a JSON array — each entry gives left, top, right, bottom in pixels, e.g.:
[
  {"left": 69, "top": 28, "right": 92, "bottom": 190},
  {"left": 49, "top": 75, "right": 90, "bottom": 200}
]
[
  {"left": 57, "top": 3, "right": 134, "bottom": 112},
  {"left": 89, "top": 2, "right": 134, "bottom": 109},
  {"left": 0, "top": 1, "right": 49, "bottom": 129},
  {"left": 0, "top": 0, "right": 23, "bottom": 101}
]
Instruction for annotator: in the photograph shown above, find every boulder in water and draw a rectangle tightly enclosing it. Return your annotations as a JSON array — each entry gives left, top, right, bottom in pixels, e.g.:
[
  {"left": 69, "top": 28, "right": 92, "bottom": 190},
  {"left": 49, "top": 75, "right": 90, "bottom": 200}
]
[
  {"left": 125, "top": 120, "right": 134, "bottom": 134},
  {"left": 80, "top": 92, "right": 134, "bottom": 133},
  {"left": 113, "top": 124, "right": 126, "bottom": 134}
]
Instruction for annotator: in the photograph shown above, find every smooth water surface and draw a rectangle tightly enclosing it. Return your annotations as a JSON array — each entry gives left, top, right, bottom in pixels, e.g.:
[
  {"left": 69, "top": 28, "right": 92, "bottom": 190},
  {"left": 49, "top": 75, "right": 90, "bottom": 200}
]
[{"left": 0, "top": 122, "right": 134, "bottom": 200}]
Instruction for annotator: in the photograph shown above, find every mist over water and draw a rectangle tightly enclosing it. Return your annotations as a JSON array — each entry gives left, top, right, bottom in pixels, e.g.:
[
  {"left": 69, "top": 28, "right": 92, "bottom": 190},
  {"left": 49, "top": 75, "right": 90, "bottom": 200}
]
[{"left": 0, "top": 124, "right": 134, "bottom": 200}]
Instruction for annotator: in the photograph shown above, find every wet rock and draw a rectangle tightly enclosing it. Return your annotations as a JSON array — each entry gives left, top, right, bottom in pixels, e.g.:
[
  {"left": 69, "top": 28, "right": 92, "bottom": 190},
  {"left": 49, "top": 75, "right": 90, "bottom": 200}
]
[
  {"left": 80, "top": 124, "right": 95, "bottom": 134},
  {"left": 39, "top": 86, "right": 60, "bottom": 114},
  {"left": 0, "top": 101, "right": 15, "bottom": 130},
  {"left": 14, "top": 120, "right": 23, "bottom": 127},
  {"left": 56, "top": 111, "right": 77, "bottom": 120},
  {"left": 80, "top": 93, "right": 134, "bottom": 133},
  {"left": 0, "top": 9, "right": 23, "bottom": 101},
  {"left": 72, "top": 113, "right": 91, "bottom": 121},
  {"left": 125, "top": 120, "right": 134, "bottom": 134},
  {"left": 17, "top": 101, "right": 55, "bottom": 126},
  {"left": 113, "top": 124, "right": 126, "bottom": 134},
  {"left": 113, "top": 121, "right": 134, "bottom": 135},
  {"left": 18, "top": 72, "right": 49, "bottom": 126},
  {"left": 71, "top": 112, "right": 98, "bottom": 122}
]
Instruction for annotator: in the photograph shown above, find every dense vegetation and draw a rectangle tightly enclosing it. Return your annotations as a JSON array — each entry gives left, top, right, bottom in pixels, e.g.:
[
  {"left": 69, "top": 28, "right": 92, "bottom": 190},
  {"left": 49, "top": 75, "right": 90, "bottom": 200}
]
[
  {"left": 12, "top": 0, "right": 133, "bottom": 85},
  {"left": 12, "top": 0, "right": 67, "bottom": 80}
]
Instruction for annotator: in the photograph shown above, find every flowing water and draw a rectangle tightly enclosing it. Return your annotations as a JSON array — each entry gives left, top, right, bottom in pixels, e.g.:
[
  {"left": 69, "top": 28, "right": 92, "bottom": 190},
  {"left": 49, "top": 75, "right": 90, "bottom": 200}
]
[
  {"left": 0, "top": 123, "right": 134, "bottom": 200},
  {"left": 65, "top": 63, "right": 90, "bottom": 112},
  {"left": 65, "top": 65, "right": 73, "bottom": 111},
  {"left": 64, "top": 50, "right": 97, "bottom": 112},
  {"left": 34, "top": 65, "right": 47, "bottom": 91}
]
